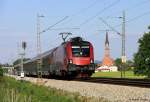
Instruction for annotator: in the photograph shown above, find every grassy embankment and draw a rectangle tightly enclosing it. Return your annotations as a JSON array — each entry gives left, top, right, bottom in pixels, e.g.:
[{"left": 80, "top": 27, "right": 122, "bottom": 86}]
[
  {"left": 92, "top": 71, "right": 146, "bottom": 79},
  {"left": 0, "top": 77, "right": 83, "bottom": 102}
]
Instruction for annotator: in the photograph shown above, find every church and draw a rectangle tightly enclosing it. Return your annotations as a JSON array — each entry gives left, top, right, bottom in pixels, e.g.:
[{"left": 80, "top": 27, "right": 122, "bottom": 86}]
[{"left": 96, "top": 32, "right": 118, "bottom": 72}]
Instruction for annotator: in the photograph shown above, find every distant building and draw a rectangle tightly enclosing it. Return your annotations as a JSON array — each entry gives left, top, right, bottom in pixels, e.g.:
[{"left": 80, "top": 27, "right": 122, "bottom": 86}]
[{"left": 96, "top": 32, "right": 118, "bottom": 72}]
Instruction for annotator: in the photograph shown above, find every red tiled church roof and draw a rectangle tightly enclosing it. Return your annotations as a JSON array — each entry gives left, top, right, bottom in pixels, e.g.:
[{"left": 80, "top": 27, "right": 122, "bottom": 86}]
[{"left": 102, "top": 56, "right": 114, "bottom": 67}]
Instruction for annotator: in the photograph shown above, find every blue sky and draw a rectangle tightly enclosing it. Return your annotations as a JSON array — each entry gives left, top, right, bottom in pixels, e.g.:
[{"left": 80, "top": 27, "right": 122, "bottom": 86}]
[{"left": 0, "top": 0, "right": 150, "bottom": 64}]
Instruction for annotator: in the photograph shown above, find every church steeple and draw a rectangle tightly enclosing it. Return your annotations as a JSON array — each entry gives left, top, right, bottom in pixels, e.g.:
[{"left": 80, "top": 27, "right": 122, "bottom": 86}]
[
  {"left": 101, "top": 31, "right": 114, "bottom": 67},
  {"left": 105, "top": 31, "right": 110, "bottom": 57},
  {"left": 105, "top": 31, "right": 109, "bottom": 46}
]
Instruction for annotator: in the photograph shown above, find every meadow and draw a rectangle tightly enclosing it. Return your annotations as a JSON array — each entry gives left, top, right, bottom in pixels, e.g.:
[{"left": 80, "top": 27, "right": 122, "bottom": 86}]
[{"left": 92, "top": 71, "right": 146, "bottom": 79}]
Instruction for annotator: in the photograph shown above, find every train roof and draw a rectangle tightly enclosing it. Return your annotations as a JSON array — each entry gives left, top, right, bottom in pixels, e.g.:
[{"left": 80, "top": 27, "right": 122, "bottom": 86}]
[
  {"left": 68, "top": 37, "right": 90, "bottom": 46},
  {"left": 24, "top": 47, "right": 57, "bottom": 64},
  {"left": 24, "top": 37, "right": 90, "bottom": 64}
]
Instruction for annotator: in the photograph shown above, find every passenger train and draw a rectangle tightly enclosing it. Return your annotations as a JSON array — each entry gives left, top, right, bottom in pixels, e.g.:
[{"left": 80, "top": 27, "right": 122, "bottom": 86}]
[{"left": 15, "top": 37, "right": 95, "bottom": 79}]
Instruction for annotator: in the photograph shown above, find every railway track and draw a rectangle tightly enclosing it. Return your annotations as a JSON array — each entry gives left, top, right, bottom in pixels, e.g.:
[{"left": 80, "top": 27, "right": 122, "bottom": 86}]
[
  {"left": 8, "top": 74, "right": 150, "bottom": 88},
  {"left": 74, "top": 77, "right": 150, "bottom": 88}
]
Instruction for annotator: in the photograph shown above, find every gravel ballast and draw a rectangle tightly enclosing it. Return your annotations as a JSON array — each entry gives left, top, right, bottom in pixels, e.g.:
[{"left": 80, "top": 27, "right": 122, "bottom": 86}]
[{"left": 8, "top": 75, "right": 150, "bottom": 102}]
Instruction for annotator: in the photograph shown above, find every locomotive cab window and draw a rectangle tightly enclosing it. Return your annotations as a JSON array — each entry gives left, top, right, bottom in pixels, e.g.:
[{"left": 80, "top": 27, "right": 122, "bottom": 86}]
[{"left": 72, "top": 46, "right": 90, "bottom": 57}]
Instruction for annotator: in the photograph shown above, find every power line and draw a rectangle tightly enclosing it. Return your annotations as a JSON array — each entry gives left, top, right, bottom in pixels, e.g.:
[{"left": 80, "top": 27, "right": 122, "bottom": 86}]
[
  {"left": 40, "top": 16, "right": 69, "bottom": 34},
  {"left": 79, "top": 0, "right": 120, "bottom": 27},
  {"left": 113, "top": 10, "right": 150, "bottom": 28},
  {"left": 99, "top": 17, "right": 121, "bottom": 35},
  {"left": 125, "top": 0, "right": 150, "bottom": 12},
  {"left": 98, "top": 0, "right": 150, "bottom": 30},
  {"left": 41, "top": 27, "right": 79, "bottom": 31},
  {"left": 126, "top": 10, "right": 150, "bottom": 23},
  {"left": 58, "top": 0, "right": 101, "bottom": 27},
  {"left": 106, "top": 0, "right": 150, "bottom": 18},
  {"left": 71, "top": 0, "right": 100, "bottom": 17}
]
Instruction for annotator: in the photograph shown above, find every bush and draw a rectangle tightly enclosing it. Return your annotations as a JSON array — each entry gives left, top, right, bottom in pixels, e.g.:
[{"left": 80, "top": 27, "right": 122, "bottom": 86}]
[{"left": 0, "top": 67, "right": 3, "bottom": 76}]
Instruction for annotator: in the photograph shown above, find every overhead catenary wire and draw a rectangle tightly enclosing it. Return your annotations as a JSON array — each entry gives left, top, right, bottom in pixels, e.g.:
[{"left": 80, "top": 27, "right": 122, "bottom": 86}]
[
  {"left": 58, "top": 0, "right": 101, "bottom": 27},
  {"left": 42, "top": 27, "right": 80, "bottom": 31},
  {"left": 71, "top": 0, "right": 100, "bottom": 17},
  {"left": 99, "top": 17, "right": 121, "bottom": 36},
  {"left": 106, "top": 0, "right": 150, "bottom": 18},
  {"left": 40, "top": 16, "right": 69, "bottom": 34},
  {"left": 79, "top": 0, "right": 120, "bottom": 27},
  {"left": 124, "top": 0, "right": 150, "bottom": 12},
  {"left": 126, "top": 10, "right": 150, "bottom": 23},
  {"left": 113, "top": 10, "right": 150, "bottom": 28}
]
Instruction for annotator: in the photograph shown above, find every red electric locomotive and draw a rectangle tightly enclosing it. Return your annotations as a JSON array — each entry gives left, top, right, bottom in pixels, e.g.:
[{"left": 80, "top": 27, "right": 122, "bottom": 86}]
[
  {"left": 64, "top": 37, "right": 95, "bottom": 78},
  {"left": 15, "top": 37, "right": 95, "bottom": 79}
]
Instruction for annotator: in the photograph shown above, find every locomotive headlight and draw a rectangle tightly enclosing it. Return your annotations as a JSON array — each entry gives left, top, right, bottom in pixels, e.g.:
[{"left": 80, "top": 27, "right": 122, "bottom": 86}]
[
  {"left": 90, "top": 59, "right": 94, "bottom": 63},
  {"left": 69, "top": 59, "right": 73, "bottom": 64}
]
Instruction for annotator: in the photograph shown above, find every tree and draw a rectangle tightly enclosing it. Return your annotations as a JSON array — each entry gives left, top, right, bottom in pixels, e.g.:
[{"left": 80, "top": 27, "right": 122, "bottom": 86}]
[
  {"left": 0, "top": 65, "right": 3, "bottom": 76},
  {"left": 126, "top": 60, "right": 134, "bottom": 71},
  {"left": 134, "top": 26, "right": 150, "bottom": 78},
  {"left": 114, "top": 58, "right": 134, "bottom": 71},
  {"left": 114, "top": 58, "right": 122, "bottom": 71}
]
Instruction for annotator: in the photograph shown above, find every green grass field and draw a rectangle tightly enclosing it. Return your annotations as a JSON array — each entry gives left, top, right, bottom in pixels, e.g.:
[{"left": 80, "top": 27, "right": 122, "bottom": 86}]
[
  {"left": 0, "top": 77, "right": 83, "bottom": 102},
  {"left": 92, "top": 71, "right": 146, "bottom": 79}
]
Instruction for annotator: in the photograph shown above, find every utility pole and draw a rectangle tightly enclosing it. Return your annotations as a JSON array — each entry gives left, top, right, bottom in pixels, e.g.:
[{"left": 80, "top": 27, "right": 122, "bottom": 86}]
[
  {"left": 121, "top": 11, "right": 126, "bottom": 78},
  {"left": 37, "top": 14, "right": 44, "bottom": 78},
  {"left": 20, "top": 52, "right": 24, "bottom": 78},
  {"left": 20, "top": 41, "right": 26, "bottom": 78},
  {"left": 118, "top": 11, "right": 126, "bottom": 78}
]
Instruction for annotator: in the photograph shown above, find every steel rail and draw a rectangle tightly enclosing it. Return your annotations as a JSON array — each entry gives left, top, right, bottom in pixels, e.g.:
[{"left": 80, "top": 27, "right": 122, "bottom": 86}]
[{"left": 73, "top": 77, "right": 150, "bottom": 88}]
